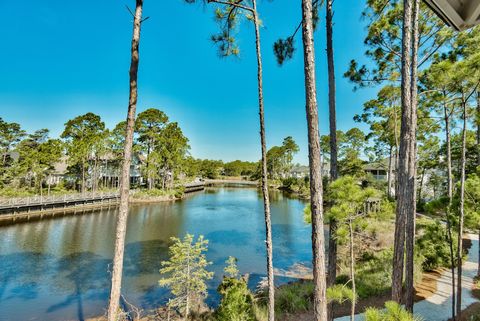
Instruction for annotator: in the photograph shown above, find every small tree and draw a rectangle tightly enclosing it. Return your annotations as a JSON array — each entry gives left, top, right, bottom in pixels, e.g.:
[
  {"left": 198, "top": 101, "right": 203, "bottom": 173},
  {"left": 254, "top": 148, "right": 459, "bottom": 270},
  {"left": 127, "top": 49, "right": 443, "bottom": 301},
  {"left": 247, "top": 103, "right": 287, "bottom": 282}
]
[
  {"left": 216, "top": 257, "right": 255, "bottom": 321},
  {"left": 326, "top": 176, "right": 376, "bottom": 321},
  {"left": 159, "top": 234, "right": 214, "bottom": 320}
]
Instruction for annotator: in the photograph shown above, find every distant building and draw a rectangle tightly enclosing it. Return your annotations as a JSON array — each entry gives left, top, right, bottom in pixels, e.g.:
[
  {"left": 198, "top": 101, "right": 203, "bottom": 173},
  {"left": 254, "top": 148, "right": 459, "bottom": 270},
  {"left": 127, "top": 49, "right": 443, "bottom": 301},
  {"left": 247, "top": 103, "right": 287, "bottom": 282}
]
[
  {"left": 46, "top": 153, "right": 145, "bottom": 188},
  {"left": 289, "top": 162, "right": 330, "bottom": 179},
  {"left": 290, "top": 165, "right": 310, "bottom": 179},
  {"left": 363, "top": 159, "right": 390, "bottom": 181}
]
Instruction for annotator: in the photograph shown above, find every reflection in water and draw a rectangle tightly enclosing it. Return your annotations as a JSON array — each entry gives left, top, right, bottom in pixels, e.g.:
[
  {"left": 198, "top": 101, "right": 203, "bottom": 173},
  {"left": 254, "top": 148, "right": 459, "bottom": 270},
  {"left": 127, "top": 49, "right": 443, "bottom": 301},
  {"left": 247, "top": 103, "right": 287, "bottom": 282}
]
[{"left": 0, "top": 187, "right": 311, "bottom": 321}]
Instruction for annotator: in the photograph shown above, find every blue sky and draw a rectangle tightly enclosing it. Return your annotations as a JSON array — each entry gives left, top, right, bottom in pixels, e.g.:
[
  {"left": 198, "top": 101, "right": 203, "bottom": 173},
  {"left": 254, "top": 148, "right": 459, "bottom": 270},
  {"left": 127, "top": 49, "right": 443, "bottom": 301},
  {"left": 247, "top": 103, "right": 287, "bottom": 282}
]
[{"left": 0, "top": 0, "right": 377, "bottom": 164}]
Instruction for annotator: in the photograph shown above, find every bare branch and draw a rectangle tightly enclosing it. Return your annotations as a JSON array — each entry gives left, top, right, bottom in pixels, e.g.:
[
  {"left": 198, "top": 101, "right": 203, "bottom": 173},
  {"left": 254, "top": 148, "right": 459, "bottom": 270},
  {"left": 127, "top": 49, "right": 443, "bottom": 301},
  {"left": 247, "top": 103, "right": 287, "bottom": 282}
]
[
  {"left": 207, "top": 0, "right": 253, "bottom": 13},
  {"left": 125, "top": 5, "right": 135, "bottom": 18}
]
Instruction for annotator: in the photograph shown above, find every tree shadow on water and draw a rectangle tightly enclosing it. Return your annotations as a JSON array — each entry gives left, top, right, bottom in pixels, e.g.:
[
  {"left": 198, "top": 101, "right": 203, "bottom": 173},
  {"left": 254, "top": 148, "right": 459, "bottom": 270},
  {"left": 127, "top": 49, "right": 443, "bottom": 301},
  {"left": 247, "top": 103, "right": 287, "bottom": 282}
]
[
  {"left": 0, "top": 252, "right": 56, "bottom": 303},
  {"left": 47, "top": 252, "right": 110, "bottom": 321},
  {"left": 123, "top": 239, "right": 170, "bottom": 276}
]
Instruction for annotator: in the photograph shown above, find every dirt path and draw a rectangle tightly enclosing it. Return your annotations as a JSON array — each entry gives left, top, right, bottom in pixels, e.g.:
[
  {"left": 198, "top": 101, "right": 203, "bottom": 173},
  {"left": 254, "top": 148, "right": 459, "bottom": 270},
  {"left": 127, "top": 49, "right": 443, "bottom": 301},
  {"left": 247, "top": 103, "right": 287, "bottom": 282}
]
[{"left": 333, "top": 233, "right": 479, "bottom": 321}]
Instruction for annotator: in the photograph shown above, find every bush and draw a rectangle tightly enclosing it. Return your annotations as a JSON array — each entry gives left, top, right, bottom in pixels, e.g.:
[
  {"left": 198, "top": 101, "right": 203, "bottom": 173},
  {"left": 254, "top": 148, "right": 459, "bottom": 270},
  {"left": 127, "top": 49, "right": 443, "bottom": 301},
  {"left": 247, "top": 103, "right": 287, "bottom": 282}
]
[
  {"left": 337, "top": 248, "right": 423, "bottom": 299},
  {"left": 416, "top": 219, "right": 458, "bottom": 271},
  {"left": 132, "top": 187, "right": 184, "bottom": 199},
  {"left": 365, "top": 301, "right": 422, "bottom": 321},
  {"left": 274, "top": 281, "right": 314, "bottom": 314},
  {"left": 423, "top": 197, "right": 449, "bottom": 216},
  {"left": 354, "top": 249, "right": 393, "bottom": 298},
  {"left": 215, "top": 277, "right": 255, "bottom": 321}
]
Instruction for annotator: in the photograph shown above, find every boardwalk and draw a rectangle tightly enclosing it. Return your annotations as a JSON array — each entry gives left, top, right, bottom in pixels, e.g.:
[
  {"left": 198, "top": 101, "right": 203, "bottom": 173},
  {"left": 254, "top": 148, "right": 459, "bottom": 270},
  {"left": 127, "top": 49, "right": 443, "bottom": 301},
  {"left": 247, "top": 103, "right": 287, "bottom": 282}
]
[
  {"left": 204, "top": 179, "right": 258, "bottom": 186},
  {"left": 0, "top": 180, "right": 258, "bottom": 218},
  {"left": 0, "top": 191, "right": 120, "bottom": 215}
]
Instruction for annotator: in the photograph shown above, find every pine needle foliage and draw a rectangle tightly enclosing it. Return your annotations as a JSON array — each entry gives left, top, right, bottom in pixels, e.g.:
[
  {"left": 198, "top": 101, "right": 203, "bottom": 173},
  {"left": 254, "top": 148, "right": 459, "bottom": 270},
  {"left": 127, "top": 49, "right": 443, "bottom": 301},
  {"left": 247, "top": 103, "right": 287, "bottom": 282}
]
[
  {"left": 215, "top": 257, "right": 255, "bottom": 321},
  {"left": 159, "top": 234, "right": 214, "bottom": 318},
  {"left": 365, "top": 301, "right": 423, "bottom": 321}
]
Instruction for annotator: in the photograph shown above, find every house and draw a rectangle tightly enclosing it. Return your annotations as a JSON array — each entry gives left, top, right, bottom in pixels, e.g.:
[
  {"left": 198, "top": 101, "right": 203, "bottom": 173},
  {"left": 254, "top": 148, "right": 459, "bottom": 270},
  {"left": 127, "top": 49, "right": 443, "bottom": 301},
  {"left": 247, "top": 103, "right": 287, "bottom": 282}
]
[
  {"left": 46, "top": 153, "right": 145, "bottom": 188},
  {"left": 290, "top": 165, "right": 310, "bottom": 179},
  {"left": 363, "top": 159, "right": 390, "bottom": 181},
  {"left": 289, "top": 162, "right": 331, "bottom": 179}
]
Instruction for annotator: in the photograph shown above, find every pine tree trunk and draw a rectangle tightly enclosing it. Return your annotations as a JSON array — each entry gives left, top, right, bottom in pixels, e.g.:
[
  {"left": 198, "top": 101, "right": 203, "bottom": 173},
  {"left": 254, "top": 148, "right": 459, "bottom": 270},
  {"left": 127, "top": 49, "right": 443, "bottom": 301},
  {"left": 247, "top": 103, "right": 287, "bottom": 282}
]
[
  {"left": 301, "top": 0, "right": 328, "bottom": 319},
  {"left": 417, "top": 167, "right": 425, "bottom": 203},
  {"left": 456, "top": 99, "right": 467, "bottom": 318},
  {"left": 326, "top": 1, "right": 338, "bottom": 319},
  {"left": 252, "top": 2, "right": 275, "bottom": 320},
  {"left": 388, "top": 146, "right": 393, "bottom": 199},
  {"left": 107, "top": 1, "right": 143, "bottom": 320},
  {"left": 477, "top": 228, "right": 480, "bottom": 278},
  {"left": 477, "top": 91, "right": 480, "bottom": 168},
  {"left": 392, "top": 0, "right": 413, "bottom": 304},
  {"left": 404, "top": 0, "right": 419, "bottom": 311},
  {"left": 393, "top": 105, "right": 400, "bottom": 198},
  {"left": 349, "top": 219, "right": 356, "bottom": 321},
  {"left": 444, "top": 100, "right": 456, "bottom": 320},
  {"left": 82, "top": 160, "right": 86, "bottom": 194}
]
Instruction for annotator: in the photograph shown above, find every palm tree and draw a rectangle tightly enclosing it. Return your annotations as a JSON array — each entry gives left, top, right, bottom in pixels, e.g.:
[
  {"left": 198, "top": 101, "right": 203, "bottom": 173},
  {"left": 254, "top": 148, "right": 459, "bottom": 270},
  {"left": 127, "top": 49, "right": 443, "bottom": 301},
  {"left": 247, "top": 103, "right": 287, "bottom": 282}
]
[{"left": 107, "top": 1, "right": 144, "bottom": 320}]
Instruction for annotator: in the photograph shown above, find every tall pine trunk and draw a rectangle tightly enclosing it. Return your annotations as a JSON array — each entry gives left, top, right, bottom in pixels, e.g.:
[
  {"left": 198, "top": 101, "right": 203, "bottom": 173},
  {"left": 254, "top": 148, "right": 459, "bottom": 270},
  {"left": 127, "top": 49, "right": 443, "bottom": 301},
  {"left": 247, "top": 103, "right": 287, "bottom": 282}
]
[
  {"left": 107, "top": 1, "right": 143, "bottom": 320},
  {"left": 392, "top": 0, "right": 413, "bottom": 304},
  {"left": 456, "top": 98, "right": 467, "bottom": 318},
  {"left": 252, "top": 2, "right": 275, "bottom": 320},
  {"left": 477, "top": 91, "right": 480, "bottom": 169},
  {"left": 404, "top": 0, "right": 419, "bottom": 311},
  {"left": 82, "top": 160, "right": 86, "bottom": 194},
  {"left": 388, "top": 146, "right": 394, "bottom": 198},
  {"left": 475, "top": 91, "right": 480, "bottom": 290},
  {"left": 349, "top": 219, "right": 356, "bottom": 321},
  {"left": 302, "top": 0, "right": 328, "bottom": 319},
  {"left": 444, "top": 101, "right": 456, "bottom": 320},
  {"left": 326, "top": 1, "right": 338, "bottom": 320}
]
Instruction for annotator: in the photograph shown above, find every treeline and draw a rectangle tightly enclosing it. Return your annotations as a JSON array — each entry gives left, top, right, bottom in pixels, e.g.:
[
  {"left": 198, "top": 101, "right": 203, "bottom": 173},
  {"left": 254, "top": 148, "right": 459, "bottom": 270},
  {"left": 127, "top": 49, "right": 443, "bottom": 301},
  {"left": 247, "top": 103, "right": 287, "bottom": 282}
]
[
  {"left": 0, "top": 111, "right": 305, "bottom": 196},
  {"left": 0, "top": 109, "right": 190, "bottom": 194}
]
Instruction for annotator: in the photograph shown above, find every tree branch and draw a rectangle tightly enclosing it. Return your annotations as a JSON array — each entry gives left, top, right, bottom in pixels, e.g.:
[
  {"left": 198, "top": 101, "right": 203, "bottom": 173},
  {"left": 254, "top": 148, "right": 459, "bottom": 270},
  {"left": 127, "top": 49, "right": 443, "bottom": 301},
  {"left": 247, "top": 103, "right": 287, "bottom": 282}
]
[{"left": 207, "top": 0, "right": 253, "bottom": 13}]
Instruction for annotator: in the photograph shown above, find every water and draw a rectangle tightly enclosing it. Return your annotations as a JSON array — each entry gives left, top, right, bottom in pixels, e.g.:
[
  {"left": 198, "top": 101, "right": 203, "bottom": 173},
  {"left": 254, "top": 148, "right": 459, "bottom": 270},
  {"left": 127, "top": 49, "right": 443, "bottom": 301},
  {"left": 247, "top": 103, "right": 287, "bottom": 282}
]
[{"left": 0, "top": 187, "right": 313, "bottom": 321}]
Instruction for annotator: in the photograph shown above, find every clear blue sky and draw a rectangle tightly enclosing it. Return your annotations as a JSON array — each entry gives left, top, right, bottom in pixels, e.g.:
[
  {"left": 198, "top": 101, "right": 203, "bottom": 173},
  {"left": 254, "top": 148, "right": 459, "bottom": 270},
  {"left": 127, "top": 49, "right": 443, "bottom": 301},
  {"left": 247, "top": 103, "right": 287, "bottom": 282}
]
[{"left": 0, "top": 0, "right": 377, "bottom": 164}]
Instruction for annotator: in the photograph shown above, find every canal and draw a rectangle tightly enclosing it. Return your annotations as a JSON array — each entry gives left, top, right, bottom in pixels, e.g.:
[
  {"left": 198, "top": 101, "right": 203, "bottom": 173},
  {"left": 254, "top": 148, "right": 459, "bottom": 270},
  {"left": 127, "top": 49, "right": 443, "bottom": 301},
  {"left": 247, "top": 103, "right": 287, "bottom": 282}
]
[{"left": 0, "top": 187, "right": 313, "bottom": 321}]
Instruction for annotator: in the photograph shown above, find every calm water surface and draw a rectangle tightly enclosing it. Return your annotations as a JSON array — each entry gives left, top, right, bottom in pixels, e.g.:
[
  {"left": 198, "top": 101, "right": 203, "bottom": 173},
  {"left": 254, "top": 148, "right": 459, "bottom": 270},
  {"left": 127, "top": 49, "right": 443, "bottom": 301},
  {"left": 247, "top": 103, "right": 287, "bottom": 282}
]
[{"left": 0, "top": 187, "right": 313, "bottom": 321}]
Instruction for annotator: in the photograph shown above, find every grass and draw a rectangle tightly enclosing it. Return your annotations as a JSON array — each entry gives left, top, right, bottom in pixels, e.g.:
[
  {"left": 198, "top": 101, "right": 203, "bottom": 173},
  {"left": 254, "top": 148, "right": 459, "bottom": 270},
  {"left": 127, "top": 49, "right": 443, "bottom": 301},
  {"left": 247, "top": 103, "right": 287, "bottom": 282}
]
[
  {"left": 254, "top": 281, "right": 314, "bottom": 319},
  {"left": 131, "top": 187, "right": 184, "bottom": 199}
]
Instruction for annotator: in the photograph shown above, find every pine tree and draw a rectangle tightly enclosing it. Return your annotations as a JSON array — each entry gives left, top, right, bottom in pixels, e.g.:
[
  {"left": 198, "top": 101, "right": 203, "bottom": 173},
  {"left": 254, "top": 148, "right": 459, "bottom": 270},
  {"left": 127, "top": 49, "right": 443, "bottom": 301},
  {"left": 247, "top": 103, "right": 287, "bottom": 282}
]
[
  {"left": 159, "top": 234, "right": 214, "bottom": 320},
  {"left": 326, "top": 176, "right": 376, "bottom": 321}
]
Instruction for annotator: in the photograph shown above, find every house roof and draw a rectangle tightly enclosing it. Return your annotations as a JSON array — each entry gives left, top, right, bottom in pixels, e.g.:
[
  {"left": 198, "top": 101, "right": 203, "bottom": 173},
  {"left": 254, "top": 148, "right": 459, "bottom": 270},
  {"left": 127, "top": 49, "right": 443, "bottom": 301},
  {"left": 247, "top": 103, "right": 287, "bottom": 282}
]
[
  {"left": 424, "top": 0, "right": 480, "bottom": 30},
  {"left": 364, "top": 158, "right": 390, "bottom": 171},
  {"left": 291, "top": 165, "right": 310, "bottom": 173}
]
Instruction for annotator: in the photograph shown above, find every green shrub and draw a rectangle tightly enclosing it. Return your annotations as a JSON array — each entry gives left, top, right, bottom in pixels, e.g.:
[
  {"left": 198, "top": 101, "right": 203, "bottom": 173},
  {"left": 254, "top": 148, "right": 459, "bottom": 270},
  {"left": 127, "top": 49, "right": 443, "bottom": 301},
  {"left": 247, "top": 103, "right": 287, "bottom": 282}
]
[
  {"left": 365, "top": 301, "right": 423, "bottom": 321},
  {"left": 273, "top": 281, "right": 314, "bottom": 315},
  {"left": 215, "top": 277, "right": 255, "bottom": 321},
  {"left": 416, "top": 219, "right": 458, "bottom": 271},
  {"left": 354, "top": 249, "right": 393, "bottom": 298},
  {"left": 423, "top": 197, "right": 449, "bottom": 216},
  {"left": 336, "top": 248, "right": 423, "bottom": 299},
  {"left": 327, "top": 284, "right": 355, "bottom": 304}
]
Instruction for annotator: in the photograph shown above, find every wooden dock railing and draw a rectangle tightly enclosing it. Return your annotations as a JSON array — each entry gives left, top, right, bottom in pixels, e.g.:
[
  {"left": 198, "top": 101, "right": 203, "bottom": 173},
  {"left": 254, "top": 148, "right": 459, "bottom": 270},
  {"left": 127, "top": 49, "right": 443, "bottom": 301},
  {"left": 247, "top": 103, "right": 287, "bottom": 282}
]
[{"left": 0, "top": 191, "right": 120, "bottom": 213}]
